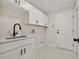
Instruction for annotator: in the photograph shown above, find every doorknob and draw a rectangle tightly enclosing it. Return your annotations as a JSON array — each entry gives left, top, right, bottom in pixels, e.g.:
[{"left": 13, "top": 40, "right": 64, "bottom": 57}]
[
  {"left": 57, "top": 29, "right": 59, "bottom": 34},
  {"left": 57, "top": 32, "right": 59, "bottom": 34},
  {"left": 73, "top": 38, "right": 79, "bottom": 43}
]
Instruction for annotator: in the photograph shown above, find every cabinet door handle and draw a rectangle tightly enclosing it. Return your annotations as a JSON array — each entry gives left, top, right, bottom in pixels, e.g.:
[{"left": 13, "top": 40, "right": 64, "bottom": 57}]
[
  {"left": 24, "top": 48, "right": 26, "bottom": 54},
  {"left": 21, "top": 49, "right": 23, "bottom": 55}
]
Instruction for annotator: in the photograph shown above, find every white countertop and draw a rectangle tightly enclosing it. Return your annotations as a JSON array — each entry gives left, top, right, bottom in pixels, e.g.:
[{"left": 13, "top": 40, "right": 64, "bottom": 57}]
[{"left": 0, "top": 36, "right": 36, "bottom": 45}]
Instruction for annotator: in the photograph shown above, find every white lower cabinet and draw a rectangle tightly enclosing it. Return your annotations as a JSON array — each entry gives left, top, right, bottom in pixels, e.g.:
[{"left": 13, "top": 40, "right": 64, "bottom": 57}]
[
  {"left": 22, "top": 45, "right": 34, "bottom": 59},
  {"left": 0, "top": 46, "right": 33, "bottom": 59},
  {"left": 0, "top": 38, "right": 35, "bottom": 59}
]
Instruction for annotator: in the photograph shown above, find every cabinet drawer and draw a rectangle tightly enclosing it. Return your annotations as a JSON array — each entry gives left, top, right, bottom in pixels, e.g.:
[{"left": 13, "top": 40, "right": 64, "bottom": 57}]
[{"left": 21, "top": 38, "right": 34, "bottom": 46}]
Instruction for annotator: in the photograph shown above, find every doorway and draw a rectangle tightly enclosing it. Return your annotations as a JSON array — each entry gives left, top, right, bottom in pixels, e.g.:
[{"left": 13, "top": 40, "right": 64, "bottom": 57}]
[{"left": 55, "top": 10, "right": 74, "bottom": 50}]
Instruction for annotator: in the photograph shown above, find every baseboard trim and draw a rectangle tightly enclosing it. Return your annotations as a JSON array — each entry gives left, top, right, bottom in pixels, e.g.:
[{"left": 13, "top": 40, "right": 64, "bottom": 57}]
[
  {"left": 46, "top": 43, "right": 74, "bottom": 52},
  {"left": 57, "top": 46, "right": 74, "bottom": 52},
  {"left": 46, "top": 43, "right": 56, "bottom": 47}
]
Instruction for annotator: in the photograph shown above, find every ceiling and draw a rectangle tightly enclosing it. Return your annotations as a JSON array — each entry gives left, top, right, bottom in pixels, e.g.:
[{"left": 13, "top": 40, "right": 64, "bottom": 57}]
[{"left": 25, "top": 0, "right": 75, "bottom": 14}]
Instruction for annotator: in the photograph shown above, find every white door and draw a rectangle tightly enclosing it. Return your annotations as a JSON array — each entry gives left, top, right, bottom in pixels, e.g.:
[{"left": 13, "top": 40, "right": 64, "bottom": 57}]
[{"left": 55, "top": 11, "right": 74, "bottom": 50}]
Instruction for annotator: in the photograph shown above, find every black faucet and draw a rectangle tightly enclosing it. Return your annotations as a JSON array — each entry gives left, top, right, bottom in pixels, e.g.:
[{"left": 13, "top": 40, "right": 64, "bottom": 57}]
[{"left": 13, "top": 23, "right": 22, "bottom": 36}]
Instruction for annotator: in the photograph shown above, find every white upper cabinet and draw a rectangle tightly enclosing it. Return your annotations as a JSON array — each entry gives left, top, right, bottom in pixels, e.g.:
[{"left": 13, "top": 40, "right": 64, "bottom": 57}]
[
  {"left": 8, "top": 0, "right": 19, "bottom": 4},
  {"left": 8, "top": 0, "right": 16, "bottom": 4},
  {"left": 22, "top": 3, "right": 48, "bottom": 27},
  {"left": 19, "top": 0, "right": 29, "bottom": 10},
  {"left": 0, "top": 0, "right": 28, "bottom": 20},
  {"left": 8, "top": 0, "right": 28, "bottom": 10},
  {"left": 7, "top": 0, "right": 48, "bottom": 27},
  {"left": 29, "top": 5, "right": 48, "bottom": 27}
]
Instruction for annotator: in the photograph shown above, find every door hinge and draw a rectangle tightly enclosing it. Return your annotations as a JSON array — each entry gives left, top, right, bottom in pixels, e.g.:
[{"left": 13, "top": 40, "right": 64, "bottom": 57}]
[{"left": 76, "top": 7, "right": 78, "bottom": 12}]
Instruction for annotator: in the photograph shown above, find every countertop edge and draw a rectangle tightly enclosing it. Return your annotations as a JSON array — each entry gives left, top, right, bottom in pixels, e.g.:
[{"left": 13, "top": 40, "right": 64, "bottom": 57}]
[{"left": 0, "top": 37, "right": 36, "bottom": 45}]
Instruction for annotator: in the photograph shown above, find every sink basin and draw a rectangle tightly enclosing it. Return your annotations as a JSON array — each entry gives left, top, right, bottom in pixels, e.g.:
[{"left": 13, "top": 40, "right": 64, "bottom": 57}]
[{"left": 6, "top": 36, "right": 27, "bottom": 39}]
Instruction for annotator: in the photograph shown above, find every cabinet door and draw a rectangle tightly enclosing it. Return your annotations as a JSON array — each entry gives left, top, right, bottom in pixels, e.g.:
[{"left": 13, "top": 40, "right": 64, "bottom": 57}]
[
  {"left": 0, "top": 48, "right": 20, "bottom": 59},
  {"left": 40, "top": 13, "right": 48, "bottom": 26},
  {"left": 43, "top": 15, "right": 48, "bottom": 26},
  {"left": 29, "top": 6, "right": 38, "bottom": 24},
  {"left": 29, "top": 5, "right": 48, "bottom": 26},
  {"left": 23, "top": 44, "right": 34, "bottom": 59},
  {"left": 20, "top": 0, "right": 27, "bottom": 9}
]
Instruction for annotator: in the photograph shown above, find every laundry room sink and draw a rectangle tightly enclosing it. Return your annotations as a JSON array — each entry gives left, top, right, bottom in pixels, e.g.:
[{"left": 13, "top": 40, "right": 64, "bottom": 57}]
[{"left": 6, "top": 35, "right": 27, "bottom": 40}]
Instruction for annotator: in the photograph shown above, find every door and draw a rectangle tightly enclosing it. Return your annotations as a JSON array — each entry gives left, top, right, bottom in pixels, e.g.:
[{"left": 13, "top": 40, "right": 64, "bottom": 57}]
[
  {"left": 55, "top": 11, "right": 74, "bottom": 50},
  {"left": 73, "top": 0, "right": 79, "bottom": 59}
]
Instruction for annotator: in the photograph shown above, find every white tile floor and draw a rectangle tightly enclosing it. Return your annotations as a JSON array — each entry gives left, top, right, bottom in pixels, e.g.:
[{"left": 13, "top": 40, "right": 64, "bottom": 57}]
[{"left": 35, "top": 46, "right": 74, "bottom": 59}]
